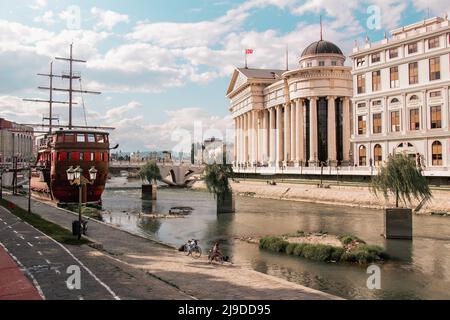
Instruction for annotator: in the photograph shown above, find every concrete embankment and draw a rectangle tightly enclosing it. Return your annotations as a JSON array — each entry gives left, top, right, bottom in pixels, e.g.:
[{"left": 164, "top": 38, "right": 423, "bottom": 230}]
[
  {"left": 191, "top": 180, "right": 450, "bottom": 213},
  {"left": 4, "top": 194, "right": 342, "bottom": 300}
]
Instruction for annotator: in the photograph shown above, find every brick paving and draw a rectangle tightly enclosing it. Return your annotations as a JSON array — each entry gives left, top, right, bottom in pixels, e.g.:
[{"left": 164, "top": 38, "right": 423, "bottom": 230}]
[{"left": 4, "top": 194, "right": 341, "bottom": 300}]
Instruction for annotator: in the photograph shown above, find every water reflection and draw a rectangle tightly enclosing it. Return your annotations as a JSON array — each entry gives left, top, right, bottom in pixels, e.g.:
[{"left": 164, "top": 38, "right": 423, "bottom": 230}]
[{"left": 101, "top": 177, "right": 450, "bottom": 300}]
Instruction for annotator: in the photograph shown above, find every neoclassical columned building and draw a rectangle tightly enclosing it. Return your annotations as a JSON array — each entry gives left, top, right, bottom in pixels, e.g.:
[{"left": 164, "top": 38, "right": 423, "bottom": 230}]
[{"left": 227, "top": 40, "right": 353, "bottom": 169}]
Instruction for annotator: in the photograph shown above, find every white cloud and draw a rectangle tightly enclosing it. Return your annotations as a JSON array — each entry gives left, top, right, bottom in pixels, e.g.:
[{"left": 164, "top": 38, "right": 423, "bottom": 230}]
[
  {"left": 29, "top": 0, "right": 47, "bottom": 10},
  {"left": 412, "top": 0, "right": 450, "bottom": 17},
  {"left": 91, "top": 7, "right": 129, "bottom": 31},
  {"left": 33, "top": 11, "right": 56, "bottom": 26}
]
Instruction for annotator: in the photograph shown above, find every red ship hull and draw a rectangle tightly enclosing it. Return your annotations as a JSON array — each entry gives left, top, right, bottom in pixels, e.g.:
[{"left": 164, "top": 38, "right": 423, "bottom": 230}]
[{"left": 31, "top": 130, "right": 110, "bottom": 205}]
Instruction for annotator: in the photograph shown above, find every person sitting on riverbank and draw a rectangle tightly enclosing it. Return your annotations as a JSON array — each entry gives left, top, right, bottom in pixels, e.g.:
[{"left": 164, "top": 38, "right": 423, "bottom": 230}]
[{"left": 208, "top": 242, "right": 222, "bottom": 264}]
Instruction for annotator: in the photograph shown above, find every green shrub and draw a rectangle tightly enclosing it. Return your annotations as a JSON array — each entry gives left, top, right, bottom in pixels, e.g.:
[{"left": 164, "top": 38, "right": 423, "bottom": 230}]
[
  {"left": 330, "top": 247, "right": 345, "bottom": 262},
  {"left": 293, "top": 243, "right": 307, "bottom": 256},
  {"left": 302, "top": 244, "right": 334, "bottom": 262},
  {"left": 338, "top": 235, "right": 365, "bottom": 245},
  {"left": 285, "top": 243, "right": 297, "bottom": 255},
  {"left": 341, "top": 244, "right": 387, "bottom": 264},
  {"left": 259, "top": 237, "right": 289, "bottom": 253}
]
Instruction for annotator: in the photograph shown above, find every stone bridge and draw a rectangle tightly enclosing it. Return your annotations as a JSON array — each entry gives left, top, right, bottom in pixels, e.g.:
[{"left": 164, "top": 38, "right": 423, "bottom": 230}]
[{"left": 109, "top": 161, "right": 205, "bottom": 187}]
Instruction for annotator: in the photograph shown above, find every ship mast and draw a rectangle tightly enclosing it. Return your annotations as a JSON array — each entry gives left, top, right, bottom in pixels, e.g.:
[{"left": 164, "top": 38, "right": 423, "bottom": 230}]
[
  {"left": 40, "top": 43, "right": 101, "bottom": 129},
  {"left": 23, "top": 61, "right": 73, "bottom": 133}
]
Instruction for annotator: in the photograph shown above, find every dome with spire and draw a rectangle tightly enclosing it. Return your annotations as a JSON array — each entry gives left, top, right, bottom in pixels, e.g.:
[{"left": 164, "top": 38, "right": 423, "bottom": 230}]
[{"left": 301, "top": 40, "right": 343, "bottom": 57}]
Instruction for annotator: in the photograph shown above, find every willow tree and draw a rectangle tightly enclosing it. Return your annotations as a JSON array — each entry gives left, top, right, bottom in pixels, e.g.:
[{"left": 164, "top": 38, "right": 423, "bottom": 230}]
[
  {"left": 371, "top": 153, "right": 432, "bottom": 208},
  {"left": 138, "top": 161, "right": 162, "bottom": 200},
  {"left": 204, "top": 163, "right": 235, "bottom": 212}
]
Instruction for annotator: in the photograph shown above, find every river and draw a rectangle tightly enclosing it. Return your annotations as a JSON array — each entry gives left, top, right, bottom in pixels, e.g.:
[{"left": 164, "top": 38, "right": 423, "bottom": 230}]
[{"left": 101, "top": 177, "right": 450, "bottom": 300}]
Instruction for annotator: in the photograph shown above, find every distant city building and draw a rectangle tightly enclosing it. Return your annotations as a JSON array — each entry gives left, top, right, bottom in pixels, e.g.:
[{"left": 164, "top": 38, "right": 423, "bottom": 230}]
[
  {"left": 350, "top": 16, "right": 450, "bottom": 174},
  {"left": 227, "top": 38, "right": 352, "bottom": 168},
  {"left": 0, "top": 118, "right": 34, "bottom": 163}
]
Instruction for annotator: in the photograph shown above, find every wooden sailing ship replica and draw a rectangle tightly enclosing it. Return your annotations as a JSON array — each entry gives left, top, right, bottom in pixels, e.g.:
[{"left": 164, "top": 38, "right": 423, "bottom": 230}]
[{"left": 23, "top": 44, "right": 117, "bottom": 204}]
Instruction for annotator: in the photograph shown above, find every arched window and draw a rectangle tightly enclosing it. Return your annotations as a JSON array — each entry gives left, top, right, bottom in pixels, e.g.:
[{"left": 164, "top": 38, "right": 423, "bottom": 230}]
[
  {"left": 359, "top": 145, "right": 367, "bottom": 166},
  {"left": 391, "top": 98, "right": 400, "bottom": 104},
  {"left": 374, "top": 144, "right": 382, "bottom": 166},
  {"left": 410, "top": 95, "right": 419, "bottom": 101},
  {"left": 432, "top": 141, "right": 443, "bottom": 166}
]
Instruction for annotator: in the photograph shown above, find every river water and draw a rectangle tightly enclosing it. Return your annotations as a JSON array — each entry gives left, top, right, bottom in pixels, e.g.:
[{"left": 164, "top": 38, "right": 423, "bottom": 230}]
[{"left": 101, "top": 177, "right": 450, "bottom": 300}]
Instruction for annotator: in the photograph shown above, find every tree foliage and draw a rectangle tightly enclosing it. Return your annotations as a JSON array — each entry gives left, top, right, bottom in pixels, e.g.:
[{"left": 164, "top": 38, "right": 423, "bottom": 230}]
[
  {"left": 204, "top": 163, "right": 233, "bottom": 203},
  {"left": 371, "top": 153, "right": 432, "bottom": 208},
  {"left": 138, "top": 160, "right": 162, "bottom": 185}
]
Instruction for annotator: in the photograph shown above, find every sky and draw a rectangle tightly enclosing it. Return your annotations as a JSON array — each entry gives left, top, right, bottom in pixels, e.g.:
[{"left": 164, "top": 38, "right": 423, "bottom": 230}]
[{"left": 0, "top": 0, "right": 448, "bottom": 152}]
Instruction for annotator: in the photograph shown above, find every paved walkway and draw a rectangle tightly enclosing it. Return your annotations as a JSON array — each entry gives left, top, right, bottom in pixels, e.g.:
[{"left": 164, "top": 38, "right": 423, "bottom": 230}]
[
  {"left": 0, "top": 205, "right": 190, "bottom": 300},
  {"left": 4, "top": 194, "right": 341, "bottom": 300},
  {"left": 0, "top": 244, "right": 42, "bottom": 300}
]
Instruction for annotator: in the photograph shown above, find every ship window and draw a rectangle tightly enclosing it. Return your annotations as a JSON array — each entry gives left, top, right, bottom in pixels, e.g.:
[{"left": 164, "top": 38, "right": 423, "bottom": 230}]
[
  {"left": 77, "top": 134, "right": 85, "bottom": 142},
  {"left": 79, "top": 152, "right": 84, "bottom": 161},
  {"left": 65, "top": 134, "right": 75, "bottom": 143},
  {"left": 87, "top": 134, "right": 96, "bottom": 143},
  {"left": 57, "top": 134, "right": 64, "bottom": 142},
  {"left": 95, "top": 152, "right": 102, "bottom": 161},
  {"left": 104, "top": 135, "right": 109, "bottom": 143},
  {"left": 72, "top": 152, "right": 79, "bottom": 161},
  {"left": 96, "top": 134, "right": 105, "bottom": 143},
  {"left": 84, "top": 152, "right": 94, "bottom": 161},
  {"left": 104, "top": 152, "right": 109, "bottom": 162},
  {"left": 67, "top": 152, "right": 72, "bottom": 160}
]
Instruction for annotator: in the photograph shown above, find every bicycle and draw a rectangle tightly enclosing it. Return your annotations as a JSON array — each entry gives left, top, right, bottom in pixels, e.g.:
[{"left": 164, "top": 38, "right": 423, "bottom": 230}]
[{"left": 184, "top": 239, "right": 202, "bottom": 259}]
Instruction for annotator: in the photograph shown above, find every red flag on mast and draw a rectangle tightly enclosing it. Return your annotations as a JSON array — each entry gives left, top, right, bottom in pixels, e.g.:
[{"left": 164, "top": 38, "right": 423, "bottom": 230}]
[{"left": 245, "top": 49, "right": 254, "bottom": 54}]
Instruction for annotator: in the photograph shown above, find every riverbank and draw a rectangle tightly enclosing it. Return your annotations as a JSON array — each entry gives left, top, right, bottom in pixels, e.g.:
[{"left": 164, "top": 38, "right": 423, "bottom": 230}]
[
  {"left": 4, "top": 193, "right": 341, "bottom": 300},
  {"left": 191, "top": 180, "right": 450, "bottom": 213}
]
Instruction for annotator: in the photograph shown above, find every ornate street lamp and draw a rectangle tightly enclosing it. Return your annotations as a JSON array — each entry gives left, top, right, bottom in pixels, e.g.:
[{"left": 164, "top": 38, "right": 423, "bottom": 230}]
[{"left": 66, "top": 165, "right": 98, "bottom": 240}]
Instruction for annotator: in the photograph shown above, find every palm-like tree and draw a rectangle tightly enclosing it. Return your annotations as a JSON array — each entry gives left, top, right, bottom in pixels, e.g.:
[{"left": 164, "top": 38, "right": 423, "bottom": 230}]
[
  {"left": 204, "top": 163, "right": 233, "bottom": 205},
  {"left": 371, "top": 153, "right": 432, "bottom": 208}
]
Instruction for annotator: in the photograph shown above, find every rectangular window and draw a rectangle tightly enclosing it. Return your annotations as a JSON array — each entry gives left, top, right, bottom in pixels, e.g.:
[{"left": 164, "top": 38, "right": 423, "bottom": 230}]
[
  {"left": 372, "top": 100, "right": 381, "bottom": 106},
  {"left": 431, "top": 106, "right": 442, "bottom": 129},
  {"left": 373, "top": 113, "right": 382, "bottom": 134},
  {"left": 410, "top": 109, "right": 420, "bottom": 131},
  {"left": 95, "top": 134, "right": 105, "bottom": 143},
  {"left": 56, "top": 134, "right": 64, "bottom": 143},
  {"left": 64, "top": 134, "right": 75, "bottom": 143},
  {"left": 358, "top": 115, "right": 367, "bottom": 135},
  {"left": 356, "top": 57, "right": 365, "bottom": 67},
  {"left": 331, "top": 61, "right": 337, "bottom": 66},
  {"left": 389, "top": 48, "right": 398, "bottom": 59},
  {"left": 372, "top": 70, "right": 381, "bottom": 91},
  {"left": 371, "top": 52, "right": 381, "bottom": 63},
  {"left": 391, "top": 111, "right": 400, "bottom": 132},
  {"left": 306, "top": 62, "right": 312, "bottom": 67},
  {"left": 76, "top": 134, "right": 85, "bottom": 143},
  {"left": 432, "top": 143, "right": 443, "bottom": 166},
  {"left": 408, "top": 43, "right": 418, "bottom": 54},
  {"left": 357, "top": 102, "right": 366, "bottom": 108},
  {"left": 429, "top": 57, "right": 441, "bottom": 81},
  {"left": 390, "top": 67, "right": 399, "bottom": 88},
  {"left": 319, "top": 61, "right": 325, "bottom": 66},
  {"left": 87, "top": 134, "right": 96, "bottom": 143},
  {"left": 409, "top": 62, "right": 418, "bottom": 85},
  {"left": 428, "top": 36, "right": 440, "bottom": 49},
  {"left": 357, "top": 74, "right": 366, "bottom": 94},
  {"left": 430, "top": 91, "right": 441, "bottom": 98}
]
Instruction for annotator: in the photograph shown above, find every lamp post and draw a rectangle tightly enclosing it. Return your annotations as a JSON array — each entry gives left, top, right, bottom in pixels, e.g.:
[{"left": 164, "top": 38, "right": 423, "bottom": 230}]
[
  {"left": 66, "top": 166, "right": 98, "bottom": 240},
  {"left": 28, "top": 165, "right": 32, "bottom": 213}
]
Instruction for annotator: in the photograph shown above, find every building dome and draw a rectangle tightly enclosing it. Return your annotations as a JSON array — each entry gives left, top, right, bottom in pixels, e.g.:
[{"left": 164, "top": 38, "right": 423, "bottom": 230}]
[{"left": 301, "top": 40, "right": 343, "bottom": 57}]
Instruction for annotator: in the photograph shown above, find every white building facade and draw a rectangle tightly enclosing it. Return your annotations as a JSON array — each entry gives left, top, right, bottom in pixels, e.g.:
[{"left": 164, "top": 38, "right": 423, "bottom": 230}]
[
  {"left": 228, "top": 40, "right": 353, "bottom": 172},
  {"left": 350, "top": 17, "right": 450, "bottom": 177}
]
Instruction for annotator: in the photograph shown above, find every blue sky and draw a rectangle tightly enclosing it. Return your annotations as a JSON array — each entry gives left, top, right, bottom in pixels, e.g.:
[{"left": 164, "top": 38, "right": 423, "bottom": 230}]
[{"left": 0, "top": 0, "right": 447, "bottom": 151}]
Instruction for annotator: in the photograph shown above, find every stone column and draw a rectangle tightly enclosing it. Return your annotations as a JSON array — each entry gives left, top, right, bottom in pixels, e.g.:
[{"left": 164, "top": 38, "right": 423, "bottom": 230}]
[
  {"left": 296, "top": 99, "right": 304, "bottom": 164},
  {"left": 243, "top": 112, "right": 248, "bottom": 164},
  {"left": 234, "top": 117, "right": 239, "bottom": 166},
  {"left": 290, "top": 101, "right": 296, "bottom": 165},
  {"left": 263, "top": 109, "right": 269, "bottom": 164},
  {"left": 309, "top": 97, "right": 318, "bottom": 165},
  {"left": 269, "top": 107, "right": 276, "bottom": 166},
  {"left": 443, "top": 86, "right": 449, "bottom": 131},
  {"left": 342, "top": 97, "right": 351, "bottom": 162},
  {"left": 284, "top": 103, "right": 291, "bottom": 163},
  {"left": 276, "top": 105, "right": 284, "bottom": 165},
  {"left": 252, "top": 110, "right": 258, "bottom": 165},
  {"left": 327, "top": 96, "right": 337, "bottom": 163}
]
